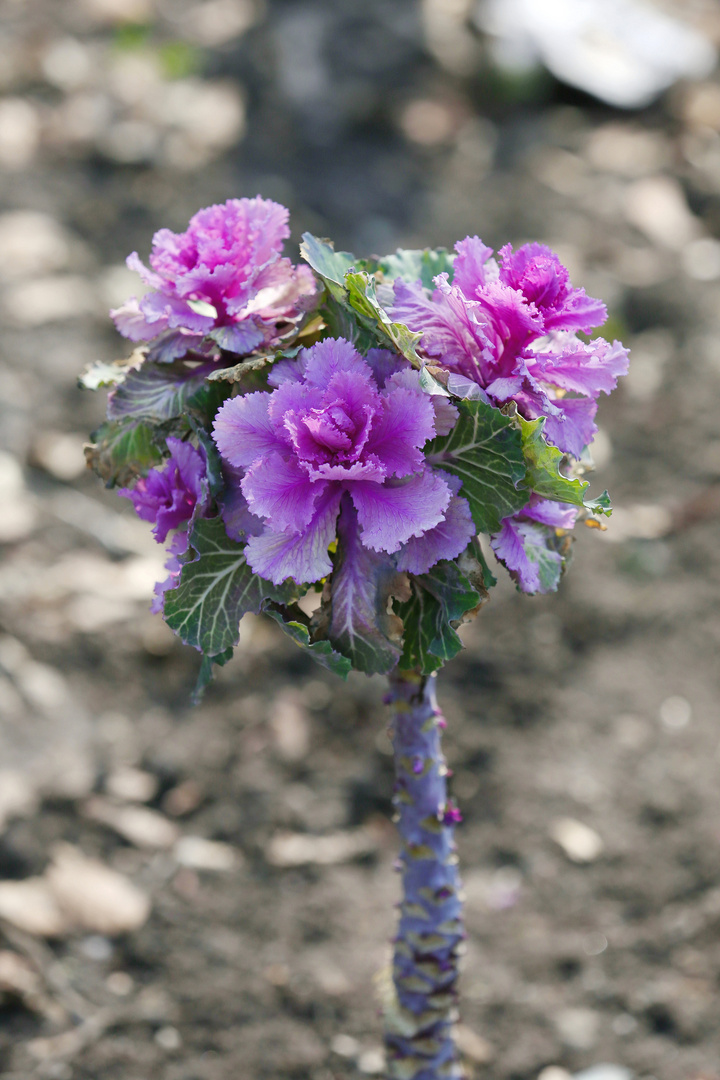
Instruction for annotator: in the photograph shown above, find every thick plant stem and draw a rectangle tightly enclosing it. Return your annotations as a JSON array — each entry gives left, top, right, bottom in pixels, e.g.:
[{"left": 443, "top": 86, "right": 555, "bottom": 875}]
[{"left": 383, "top": 668, "right": 465, "bottom": 1080}]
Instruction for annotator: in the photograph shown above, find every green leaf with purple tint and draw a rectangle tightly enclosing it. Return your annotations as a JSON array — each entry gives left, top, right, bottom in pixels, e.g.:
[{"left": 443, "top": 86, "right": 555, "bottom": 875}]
[
  {"left": 164, "top": 517, "right": 297, "bottom": 657},
  {"left": 107, "top": 360, "right": 228, "bottom": 424},
  {"left": 313, "top": 500, "right": 409, "bottom": 675}
]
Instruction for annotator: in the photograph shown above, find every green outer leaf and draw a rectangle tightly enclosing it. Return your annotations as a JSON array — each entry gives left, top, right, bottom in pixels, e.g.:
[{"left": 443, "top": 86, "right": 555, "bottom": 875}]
[
  {"left": 300, "top": 233, "right": 357, "bottom": 302},
  {"left": 426, "top": 398, "right": 528, "bottom": 533},
  {"left": 322, "top": 295, "right": 379, "bottom": 353},
  {"left": 344, "top": 271, "right": 424, "bottom": 367},
  {"left": 163, "top": 518, "right": 297, "bottom": 656},
  {"left": 191, "top": 425, "right": 225, "bottom": 499},
  {"left": 378, "top": 247, "right": 455, "bottom": 290},
  {"left": 192, "top": 645, "right": 233, "bottom": 705},
  {"left": 265, "top": 607, "right": 351, "bottom": 679},
  {"left": 300, "top": 233, "right": 424, "bottom": 366},
  {"left": 398, "top": 561, "right": 481, "bottom": 675},
  {"left": 517, "top": 415, "right": 612, "bottom": 516},
  {"left": 418, "top": 367, "right": 452, "bottom": 397},
  {"left": 85, "top": 418, "right": 165, "bottom": 488}
]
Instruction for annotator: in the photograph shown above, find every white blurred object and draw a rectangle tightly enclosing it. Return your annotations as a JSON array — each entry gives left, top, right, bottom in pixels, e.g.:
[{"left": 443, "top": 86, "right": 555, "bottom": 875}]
[{"left": 476, "top": 0, "right": 716, "bottom": 109}]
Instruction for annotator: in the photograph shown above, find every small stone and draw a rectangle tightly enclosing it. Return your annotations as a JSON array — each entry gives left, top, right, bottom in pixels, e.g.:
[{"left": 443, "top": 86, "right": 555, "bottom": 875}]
[
  {"left": 31, "top": 432, "right": 87, "bottom": 481},
  {"left": 79, "top": 934, "right": 113, "bottom": 961},
  {"left": 0, "top": 771, "right": 38, "bottom": 831},
  {"left": 162, "top": 778, "right": 203, "bottom": 817},
  {"left": 106, "top": 971, "right": 134, "bottom": 996},
  {"left": 0, "top": 949, "right": 41, "bottom": 998},
  {"left": 602, "top": 503, "right": 673, "bottom": 542},
  {"left": 80, "top": 0, "right": 152, "bottom": 23},
  {"left": 573, "top": 1067, "right": 633, "bottom": 1080},
  {"left": 174, "top": 836, "right": 240, "bottom": 872},
  {"left": 0, "top": 879, "right": 67, "bottom": 937},
  {"left": 105, "top": 766, "right": 158, "bottom": 803},
  {"left": 659, "top": 696, "right": 692, "bottom": 729},
  {"left": 612, "top": 1012, "right": 638, "bottom": 1036},
  {"left": 263, "top": 963, "right": 290, "bottom": 986},
  {"left": 681, "top": 81, "right": 720, "bottom": 130},
  {"left": 550, "top": 818, "right": 604, "bottom": 863},
  {"left": 331, "top": 1033, "right": 360, "bottom": 1058},
  {"left": 46, "top": 843, "right": 150, "bottom": 935},
  {"left": 682, "top": 237, "right": 720, "bottom": 281},
  {"left": 358, "top": 1047, "right": 385, "bottom": 1075},
  {"left": 585, "top": 125, "right": 669, "bottom": 177},
  {"left": 3, "top": 275, "right": 97, "bottom": 326},
  {"left": 15, "top": 661, "right": 69, "bottom": 713},
  {"left": 455, "top": 1023, "right": 494, "bottom": 1063},
  {"left": 0, "top": 212, "right": 71, "bottom": 282},
  {"left": 538, "top": 1069, "right": 573, "bottom": 1080},
  {"left": 0, "top": 496, "right": 37, "bottom": 543},
  {"left": 583, "top": 931, "right": 608, "bottom": 956},
  {"left": 554, "top": 1007, "right": 601, "bottom": 1049},
  {"left": 155, "top": 1025, "right": 182, "bottom": 1050},
  {"left": 266, "top": 827, "right": 379, "bottom": 867},
  {"left": 400, "top": 99, "right": 458, "bottom": 146},
  {"left": 83, "top": 797, "right": 179, "bottom": 849},
  {"left": 182, "top": 0, "right": 258, "bottom": 46},
  {"left": 623, "top": 176, "right": 700, "bottom": 251},
  {"left": 41, "top": 38, "right": 93, "bottom": 92},
  {"left": 269, "top": 692, "right": 311, "bottom": 761},
  {"left": 0, "top": 98, "right": 40, "bottom": 169}
]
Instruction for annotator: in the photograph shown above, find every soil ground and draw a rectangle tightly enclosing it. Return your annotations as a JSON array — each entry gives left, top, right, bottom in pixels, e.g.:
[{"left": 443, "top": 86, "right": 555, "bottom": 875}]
[{"left": 2, "top": 3, "right": 720, "bottom": 1078}]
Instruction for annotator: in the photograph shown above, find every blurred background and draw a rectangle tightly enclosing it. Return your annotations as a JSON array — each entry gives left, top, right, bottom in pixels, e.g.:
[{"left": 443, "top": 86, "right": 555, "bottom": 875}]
[{"left": 1, "top": 1, "right": 720, "bottom": 1078}]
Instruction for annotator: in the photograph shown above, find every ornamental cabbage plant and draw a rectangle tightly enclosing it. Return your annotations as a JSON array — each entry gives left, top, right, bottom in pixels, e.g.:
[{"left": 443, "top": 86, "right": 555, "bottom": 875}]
[{"left": 81, "top": 196, "right": 628, "bottom": 1080}]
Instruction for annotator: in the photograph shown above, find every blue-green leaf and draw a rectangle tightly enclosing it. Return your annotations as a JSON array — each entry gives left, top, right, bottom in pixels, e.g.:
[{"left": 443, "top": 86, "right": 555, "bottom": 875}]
[
  {"left": 343, "top": 270, "right": 424, "bottom": 367},
  {"left": 265, "top": 606, "right": 351, "bottom": 679},
  {"left": 300, "top": 233, "right": 358, "bottom": 302},
  {"left": 398, "top": 561, "right": 481, "bottom": 675},
  {"left": 191, "top": 646, "right": 234, "bottom": 705},
  {"left": 163, "top": 518, "right": 297, "bottom": 656},
  {"left": 378, "top": 247, "right": 455, "bottom": 290},
  {"left": 85, "top": 418, "right": 165, "bottom": 488},
  {"left": 425, "top": 398, "right": 528, "bottom": 533}
]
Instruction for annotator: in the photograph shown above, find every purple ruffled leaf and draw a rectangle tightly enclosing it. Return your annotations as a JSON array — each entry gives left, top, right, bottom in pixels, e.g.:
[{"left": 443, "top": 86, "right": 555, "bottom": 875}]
[
  {"left": 245, "top": 487, "right": 343, "bottom": 585},
  {"left": 491, "top": 517, "right": 564, "bottom": 595},
  {"left": 213, "top": 392, "right": 287, "bottom": 469},
  {"left": 364, "top": 383, "right": 436, "bottom": 478},
  {"left": 395, "top": 495, "right": 475, "bottom": 574},
  {"left": 540, "top": 395, "right": 599, "bottom": 458},
  {"left": 118, "top": 436, "right": 207, "bottom": 545},
  {"left": 241, "top": 451, "right": 325, "bottom": 533},
  {"left": 351, "top": 470, "right": 451, "bottom": 553},
  {"left": 315, "top": 497, "right": 409, "bottom": 674}
]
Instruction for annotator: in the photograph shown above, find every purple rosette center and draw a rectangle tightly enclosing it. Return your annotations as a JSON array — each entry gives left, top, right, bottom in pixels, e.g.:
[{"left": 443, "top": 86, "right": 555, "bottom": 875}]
[{"left": 212, "top": 338, "right": 475, "bottom": 585}]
